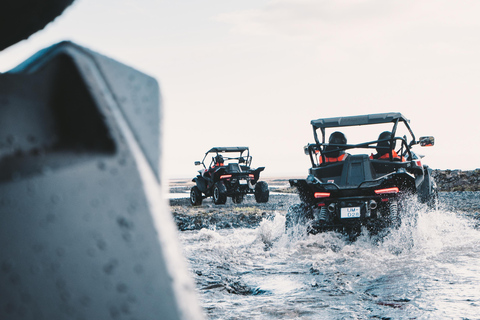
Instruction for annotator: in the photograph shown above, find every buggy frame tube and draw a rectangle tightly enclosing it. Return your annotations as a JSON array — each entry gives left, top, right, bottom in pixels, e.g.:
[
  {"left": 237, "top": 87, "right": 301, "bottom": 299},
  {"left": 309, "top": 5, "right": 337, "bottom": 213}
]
[{"left": 310, "top": 114, "right": 417, "bottom": 163}]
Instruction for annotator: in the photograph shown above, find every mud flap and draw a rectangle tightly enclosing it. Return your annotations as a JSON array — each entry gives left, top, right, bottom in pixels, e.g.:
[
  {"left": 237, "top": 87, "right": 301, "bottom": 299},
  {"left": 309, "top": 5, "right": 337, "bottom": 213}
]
[
  {"left": 289, "top": 179, "right": 315, "bottom": 204},
  {"left": 417, "top": 165, "right": 437, "bottom": 207},
  {"left": 251, "top": 166, "right": 265, "bottom": 182}
]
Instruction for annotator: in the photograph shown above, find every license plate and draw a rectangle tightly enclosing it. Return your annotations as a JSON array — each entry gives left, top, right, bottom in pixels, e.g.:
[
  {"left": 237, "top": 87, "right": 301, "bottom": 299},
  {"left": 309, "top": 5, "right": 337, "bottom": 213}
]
[
  {"left": 239, "top": 180, "right": 247, "bottom": 185},
  {"left": 340, "top": 207, "right": 361, "bottom": 219}
]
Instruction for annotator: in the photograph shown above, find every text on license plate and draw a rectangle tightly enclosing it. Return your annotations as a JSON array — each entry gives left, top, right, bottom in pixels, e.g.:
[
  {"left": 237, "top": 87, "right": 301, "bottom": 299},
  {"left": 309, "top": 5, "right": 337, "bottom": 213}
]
[{"left": 340, "top": 207, "right": 361, "bottom": 218}]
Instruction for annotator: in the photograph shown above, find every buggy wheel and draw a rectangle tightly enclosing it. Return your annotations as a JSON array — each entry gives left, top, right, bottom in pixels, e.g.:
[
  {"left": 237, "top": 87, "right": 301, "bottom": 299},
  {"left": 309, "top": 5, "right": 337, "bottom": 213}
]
[
  {"left": 429, "top": 188, "right": 439, "bottom": 210},
  {"left": 426, "top": 177, "right": 439, "bottom": 210},
  {"left": 418, "top": 166, "right": 438, "bottom": 209},
  {"left": 190, "top": 186, "right": 202, "bottom": 206},
  {"left": 254, "top": 181, "right": 269, "bottom": 203},
  {"left": 213, "top": 181, "right": 227, "bottom": 205},
  {"left": 232, "top": 194, "right": 244, "bottom": 204}
]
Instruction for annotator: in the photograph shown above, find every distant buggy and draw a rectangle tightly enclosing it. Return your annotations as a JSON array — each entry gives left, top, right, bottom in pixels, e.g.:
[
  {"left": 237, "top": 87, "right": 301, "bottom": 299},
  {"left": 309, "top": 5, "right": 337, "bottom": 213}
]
[
  {"left": 288, "top": 112, "right": 437, "bottom": 236},
  {"left": 190, "top": 147, "right": 269, "bottom": 206}
]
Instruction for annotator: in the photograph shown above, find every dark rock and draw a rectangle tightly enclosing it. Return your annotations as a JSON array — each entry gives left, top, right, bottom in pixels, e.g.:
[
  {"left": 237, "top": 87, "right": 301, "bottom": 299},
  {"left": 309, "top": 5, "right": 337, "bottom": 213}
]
[{"left": 433, "top": 169, "right": 480, "bottom": 192}]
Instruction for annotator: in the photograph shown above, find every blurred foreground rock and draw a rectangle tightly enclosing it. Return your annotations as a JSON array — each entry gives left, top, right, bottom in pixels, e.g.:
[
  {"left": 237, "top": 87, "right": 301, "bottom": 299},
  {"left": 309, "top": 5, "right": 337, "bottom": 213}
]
[{"left": 0, "top": 42, "right": 202, "bottom": 320}]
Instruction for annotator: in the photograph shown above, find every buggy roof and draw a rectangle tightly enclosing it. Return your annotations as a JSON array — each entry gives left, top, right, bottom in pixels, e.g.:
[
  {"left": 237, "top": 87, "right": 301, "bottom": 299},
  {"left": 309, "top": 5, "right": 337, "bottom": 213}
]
[
  {"left": 205, "top": 147, "right": 249, "bottom": 153},
  {"left": 311, "top": 112, "right": 409, "bottom": 129}
]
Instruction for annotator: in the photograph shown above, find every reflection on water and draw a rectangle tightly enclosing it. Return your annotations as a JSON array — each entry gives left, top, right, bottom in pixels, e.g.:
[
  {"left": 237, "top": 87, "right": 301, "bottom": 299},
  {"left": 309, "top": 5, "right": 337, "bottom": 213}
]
[{"left": 178, "top": 198, "right": 480, "bottom": 319}]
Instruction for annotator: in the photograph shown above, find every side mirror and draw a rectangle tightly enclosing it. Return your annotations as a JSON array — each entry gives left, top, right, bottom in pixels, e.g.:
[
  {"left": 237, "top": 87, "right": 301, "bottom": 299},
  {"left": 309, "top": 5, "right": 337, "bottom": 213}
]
[
  {"left": 419, "top": 136, "right": 435, "bottom": 147},
  {"left": 194, "top": 161, "right": 201, "bottom": 166},
  {"left": 304, "top": 145, "right": 309, "bottom": 155}
]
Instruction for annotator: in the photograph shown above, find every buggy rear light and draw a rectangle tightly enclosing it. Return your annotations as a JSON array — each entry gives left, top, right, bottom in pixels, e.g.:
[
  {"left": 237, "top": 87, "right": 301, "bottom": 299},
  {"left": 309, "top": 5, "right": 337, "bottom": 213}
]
[
  {"left": 248, "top": 174, "right": 254, "bottom": 178},
  {"left": 314, "top": 192, "right": 330, "bottom": 198},
  {"left": 374, "top": 187, "right": 399, "bottom": 195},
  {"left": 416, "top": 160, "right": 422, "bottom": 167},
  {"left": 220, "top": 175, "right": 232, "bottom": 179},
  {"left": 317, "top": 202, "right": 325, "bottom": 207}
]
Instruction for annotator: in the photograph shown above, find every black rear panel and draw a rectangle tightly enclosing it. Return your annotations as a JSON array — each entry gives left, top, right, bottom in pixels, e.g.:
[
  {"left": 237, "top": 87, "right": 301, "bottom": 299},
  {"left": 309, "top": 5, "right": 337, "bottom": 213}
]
[
  {"left": 226, "top": 163, "right": 241, "bottom": 173},
  {"left": 310, "top": 162, "right": 344, "bottom": 184},
  {"left": 311, "top": 155, "right": 375, "bottom": 188},
  {"left": 340, "top": 155, "right": 374, "bottom": 187},
  {"left": 311, "top": 154, "right": 416, "bottom": 187}
]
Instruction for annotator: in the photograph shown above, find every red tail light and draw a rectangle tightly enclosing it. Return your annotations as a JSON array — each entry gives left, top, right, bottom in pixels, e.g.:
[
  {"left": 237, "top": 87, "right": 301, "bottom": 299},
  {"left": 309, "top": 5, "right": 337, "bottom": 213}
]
[
  {"left": 374, "top": 187, "right": 399, "bottom": 194},
  {"left": 220, "top": 175, "right": 232, "bottom": 179},
  {"left": 249, "top": 174, "right": 254, "bottom": 178},
  {"left": 314, "top": 192, "right": 330, "bottom": 198}
]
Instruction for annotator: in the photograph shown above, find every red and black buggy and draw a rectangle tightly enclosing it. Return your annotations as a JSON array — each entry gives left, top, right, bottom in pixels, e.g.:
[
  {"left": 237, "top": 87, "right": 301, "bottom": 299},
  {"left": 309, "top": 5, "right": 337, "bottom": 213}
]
[
  {"left": 190, "top": 147, "right": 269, "bottom": 206},
  {"left": 288, "top": 112, "right": 437, "bottom": 236}
]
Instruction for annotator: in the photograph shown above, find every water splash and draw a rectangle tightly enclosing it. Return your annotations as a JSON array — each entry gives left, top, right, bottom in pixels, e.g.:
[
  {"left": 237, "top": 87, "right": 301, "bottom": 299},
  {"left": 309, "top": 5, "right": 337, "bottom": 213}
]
[
  {"left": 179, "top": 196, "right": 480, "bottom": 319},
  {"left": 255, "top": 212, "right": 286, "bottom": 249}
]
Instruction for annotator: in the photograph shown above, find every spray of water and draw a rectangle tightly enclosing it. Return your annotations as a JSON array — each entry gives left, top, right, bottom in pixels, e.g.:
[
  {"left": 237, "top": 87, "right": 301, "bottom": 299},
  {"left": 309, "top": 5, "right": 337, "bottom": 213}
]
[{"left": 179, "top": 195, "right": 480, "bottom": 319}]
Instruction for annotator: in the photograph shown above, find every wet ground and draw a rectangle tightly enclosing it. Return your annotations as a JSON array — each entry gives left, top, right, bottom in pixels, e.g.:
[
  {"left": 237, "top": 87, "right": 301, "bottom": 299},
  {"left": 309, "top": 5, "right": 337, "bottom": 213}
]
[{"left": 169, "top": 185, "right": 480, "bottom": 319}]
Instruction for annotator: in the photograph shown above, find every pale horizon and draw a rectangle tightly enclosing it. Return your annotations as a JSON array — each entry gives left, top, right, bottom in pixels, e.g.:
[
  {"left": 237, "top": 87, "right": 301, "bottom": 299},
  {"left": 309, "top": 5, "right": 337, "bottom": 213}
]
[{"left": 1, "top": 0, "right": 479, "bottom": 179}]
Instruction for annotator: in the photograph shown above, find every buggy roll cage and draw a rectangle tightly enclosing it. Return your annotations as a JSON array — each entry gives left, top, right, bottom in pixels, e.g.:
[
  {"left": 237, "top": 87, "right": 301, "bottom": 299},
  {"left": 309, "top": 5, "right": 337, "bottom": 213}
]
[
  {"left": 197, "top": 147, "right": 252, "bottom": 169},
  {"left": 308, "top": 112, "right": 419, "bottom": 166}
]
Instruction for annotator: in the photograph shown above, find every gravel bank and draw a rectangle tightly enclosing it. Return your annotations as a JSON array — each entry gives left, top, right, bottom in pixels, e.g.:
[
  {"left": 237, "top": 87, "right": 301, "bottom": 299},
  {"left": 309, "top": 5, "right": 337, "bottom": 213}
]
[{"left": 433, "top": 169, "right": 480, "bottom": 191}]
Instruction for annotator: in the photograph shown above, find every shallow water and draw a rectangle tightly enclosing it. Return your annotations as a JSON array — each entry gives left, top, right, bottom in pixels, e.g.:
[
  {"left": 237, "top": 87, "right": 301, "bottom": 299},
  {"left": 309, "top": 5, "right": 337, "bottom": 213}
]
[{"left": 178, "top": 196, "right": 480, "bottom": 319}]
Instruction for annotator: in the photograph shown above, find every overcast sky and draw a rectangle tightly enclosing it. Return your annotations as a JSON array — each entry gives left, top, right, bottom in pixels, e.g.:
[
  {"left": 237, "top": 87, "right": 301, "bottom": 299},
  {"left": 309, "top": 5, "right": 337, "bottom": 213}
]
[{"left": 1, "top": 0, "right": 479, "bottom": 178}]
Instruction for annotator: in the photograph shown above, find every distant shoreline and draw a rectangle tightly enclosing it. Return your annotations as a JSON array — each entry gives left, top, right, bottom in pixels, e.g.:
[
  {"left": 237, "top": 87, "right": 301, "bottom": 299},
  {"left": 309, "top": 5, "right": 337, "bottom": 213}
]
[
  {"left": 433, "top": 169, "right": 480, "bottom": 192},
  {"left": 168, "top": 170, "right": 480, "bottom": 193}
]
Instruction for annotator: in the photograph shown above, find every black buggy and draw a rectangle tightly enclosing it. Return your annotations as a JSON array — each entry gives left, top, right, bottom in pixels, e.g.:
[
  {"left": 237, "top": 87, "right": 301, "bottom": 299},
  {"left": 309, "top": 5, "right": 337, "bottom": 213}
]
[
  {"left": 287, "top": 112, "right": 437, "bottom": 236},
  {"left": 190, "top": 147, "right": 269, "bottom": 206}
]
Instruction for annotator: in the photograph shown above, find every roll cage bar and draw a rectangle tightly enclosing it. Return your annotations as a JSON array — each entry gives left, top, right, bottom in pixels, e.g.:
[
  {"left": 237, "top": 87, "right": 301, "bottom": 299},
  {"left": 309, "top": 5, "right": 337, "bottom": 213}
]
[
  {"left": 199, "top": 147, "right": 252, "bottom": 169},
  {"left": 309, "top": 112, "right": 419, "bottom": 166}
]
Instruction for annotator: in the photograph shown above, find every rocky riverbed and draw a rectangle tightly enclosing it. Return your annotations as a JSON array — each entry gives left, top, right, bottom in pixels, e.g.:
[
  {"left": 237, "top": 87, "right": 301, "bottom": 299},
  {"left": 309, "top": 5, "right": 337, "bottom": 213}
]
[
  {"left": 169, "top": 194, "right": 291, "bottom": 231},
  {"left": 433, "top": 169, "right": 480, "bottom": 191}
]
